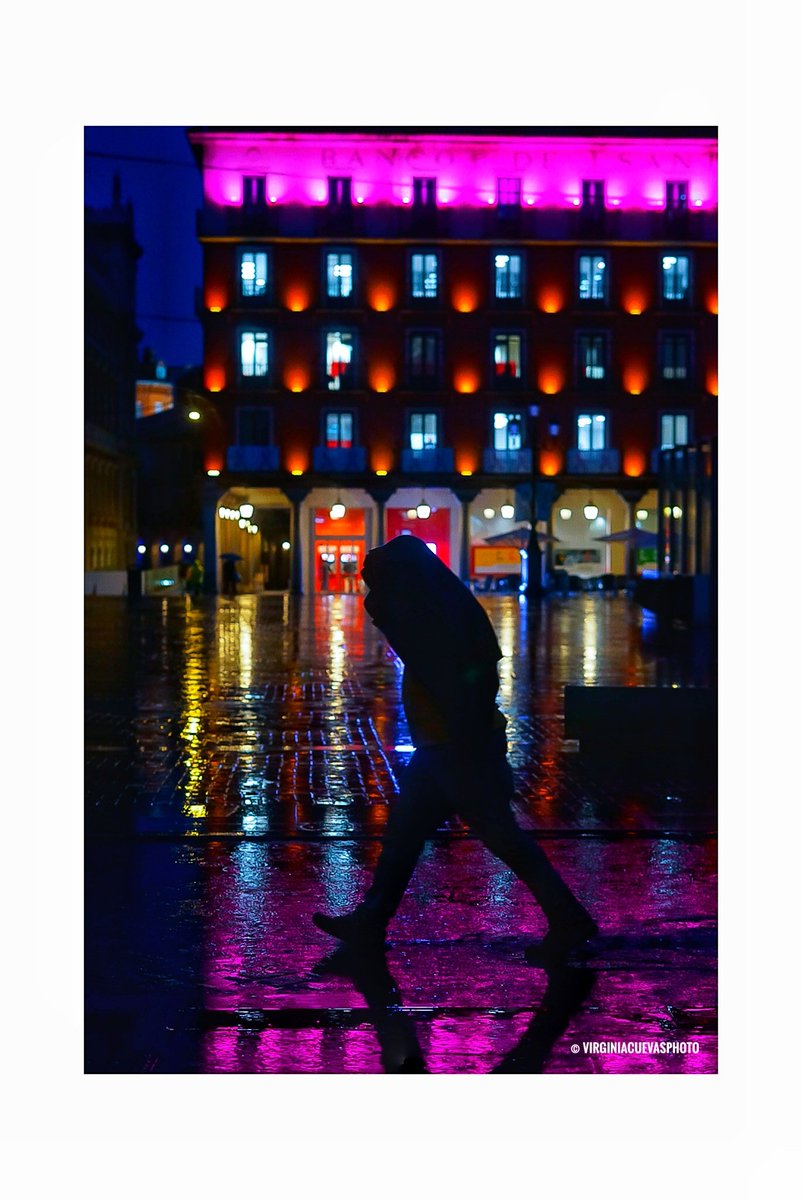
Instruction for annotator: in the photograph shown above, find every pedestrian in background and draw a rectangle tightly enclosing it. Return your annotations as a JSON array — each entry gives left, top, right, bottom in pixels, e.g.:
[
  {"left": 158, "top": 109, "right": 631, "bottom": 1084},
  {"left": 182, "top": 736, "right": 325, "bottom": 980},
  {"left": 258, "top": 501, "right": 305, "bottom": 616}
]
[
  {"left": 314, "top": 535, "right": 598, "bottom": 958},
  {"left": 221, "top": 557, "right": 239, "bottom": 597},
  {"left": 186, "top": 559, "right": 204, "bottom": 597}
]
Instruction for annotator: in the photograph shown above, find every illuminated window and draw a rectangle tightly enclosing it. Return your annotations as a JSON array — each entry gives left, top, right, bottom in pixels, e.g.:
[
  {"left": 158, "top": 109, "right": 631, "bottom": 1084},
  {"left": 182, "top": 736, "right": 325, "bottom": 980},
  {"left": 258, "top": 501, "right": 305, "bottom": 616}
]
[
  {"left": 662, "top": 253, "right": 690, "bottom": 301},
  {"left": 409, "top": 412, "right": 439, "bottom": 451},
  {"left": 494, "top": 252, "right": 522, "bottom": 299},
  {"left": 326, "top": 251, "right": 354, "bottom": 299},
  {"left": 493, "top": 333, "right": 522, "bottom": 380},
  {"left": 578, "top": 254, "right": 607, "bottom": 301},
  {"left": 240, "top": 330, "right": 268, "bottom": 378},
  {"left": 582, "top": 179, "right": 605, "bottom": 209},
  {"left": 325, "top": 411, "right": 354, "bottom": 449},
  {"left": 326, "top": 330, "right": 354, "bottom": 390},
  {"left": 497, "top": 178, "right": 521, "bottom": 209},
  {"left": 242, "top": 175, "right": 265, "bottom": 208},
  {"left": 577, "top": 413, "right": 607, "bottom": 451},
  {"left": 493, "top": 411, "right": 523, "bottom": 451},
  {"left": 578, "top": 333, "right": 607, "bottom": 381},
  {"left": 328, "top": 177, "right": 352, "bottom": 206},
  {"left": 240, "top": 250, "right": 268, "bottom": 298},
  {"left": 413, "top": 177, "right": 437, "bottom": 207},
  {"left": 408, "top": 332, "right": 441, "bottom": 384},
  {"left": 237, "top": 406, "right": 272, "bottom": 445},
  {"left": 666, "top": 181, "right": 688, "bottom": 212},
  {"left": 410, "top": 251, "right": 439, "bottom": 299},
  {"left": 660, "top": 332, "right": 691, "bottom": 380},
  {"left": 660, "top": 413, "right": 690, "bottom": 449}
]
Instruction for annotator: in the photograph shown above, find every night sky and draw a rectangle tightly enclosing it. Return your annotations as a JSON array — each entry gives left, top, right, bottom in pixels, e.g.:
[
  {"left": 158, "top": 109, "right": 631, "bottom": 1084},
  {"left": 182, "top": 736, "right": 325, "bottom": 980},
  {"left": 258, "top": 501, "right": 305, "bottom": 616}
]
[{"left": 84, "top": 126, "right": 203, "bottom": 368}]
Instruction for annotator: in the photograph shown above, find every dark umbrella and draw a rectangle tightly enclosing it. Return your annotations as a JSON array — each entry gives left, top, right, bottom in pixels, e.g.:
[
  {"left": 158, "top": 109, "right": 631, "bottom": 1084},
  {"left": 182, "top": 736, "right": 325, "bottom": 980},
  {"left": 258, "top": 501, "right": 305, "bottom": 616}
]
[
  {"left": 593, "top": 528, "right": 657, "bottom": 548},
  {"left": 219, "top": 552, "right": 244, "bottom": 561},
  {"left": 484, "top": 526, "right": 562, "bottom": 547}
]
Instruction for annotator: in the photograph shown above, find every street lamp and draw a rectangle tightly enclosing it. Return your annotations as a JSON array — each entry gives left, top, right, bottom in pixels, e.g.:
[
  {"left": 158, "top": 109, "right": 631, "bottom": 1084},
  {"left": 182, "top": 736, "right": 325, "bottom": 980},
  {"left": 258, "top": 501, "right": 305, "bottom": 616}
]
[{"left": 240, "top": 502, "right": 254, "bottom": 520}]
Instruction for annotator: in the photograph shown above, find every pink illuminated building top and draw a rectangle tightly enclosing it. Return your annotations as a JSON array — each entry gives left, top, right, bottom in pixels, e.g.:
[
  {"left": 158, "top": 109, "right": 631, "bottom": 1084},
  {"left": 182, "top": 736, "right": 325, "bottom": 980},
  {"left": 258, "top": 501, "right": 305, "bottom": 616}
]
[{"left": 188, "top": 129, "right": 718, "bottom": 212}]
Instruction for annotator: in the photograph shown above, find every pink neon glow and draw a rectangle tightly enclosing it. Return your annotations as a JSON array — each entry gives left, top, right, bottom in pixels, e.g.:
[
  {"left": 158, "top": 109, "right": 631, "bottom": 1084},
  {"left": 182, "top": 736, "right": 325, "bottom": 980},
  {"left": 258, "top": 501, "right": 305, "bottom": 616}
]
[{"left": 189, "top": 132, "right": 718, "bottom": 212}]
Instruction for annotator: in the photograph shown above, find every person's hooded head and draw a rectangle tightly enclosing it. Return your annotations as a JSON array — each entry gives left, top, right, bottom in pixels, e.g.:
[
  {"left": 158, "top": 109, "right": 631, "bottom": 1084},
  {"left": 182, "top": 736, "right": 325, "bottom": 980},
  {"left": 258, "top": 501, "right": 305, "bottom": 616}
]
[{"left": 361, "top": 535, "right": 501, "bottom": 673}]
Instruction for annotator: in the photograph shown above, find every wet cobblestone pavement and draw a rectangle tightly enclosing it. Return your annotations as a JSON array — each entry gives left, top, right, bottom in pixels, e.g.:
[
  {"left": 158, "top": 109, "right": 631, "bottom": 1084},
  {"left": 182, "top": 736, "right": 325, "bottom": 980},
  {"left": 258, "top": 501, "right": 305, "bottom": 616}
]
[{"left": 85, "top": 592, "right": 716, "bottom": 1074}]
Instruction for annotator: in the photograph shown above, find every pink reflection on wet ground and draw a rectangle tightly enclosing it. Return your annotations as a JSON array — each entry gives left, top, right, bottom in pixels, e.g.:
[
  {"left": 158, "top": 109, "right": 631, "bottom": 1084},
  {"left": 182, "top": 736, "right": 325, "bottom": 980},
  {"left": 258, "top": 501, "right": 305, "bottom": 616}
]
[
  {"left": 85, "top": 592, "right": 715, "bottom": 1073},
  {"left": 193, "top": 835, "right": 715, "bottom": 1074}
]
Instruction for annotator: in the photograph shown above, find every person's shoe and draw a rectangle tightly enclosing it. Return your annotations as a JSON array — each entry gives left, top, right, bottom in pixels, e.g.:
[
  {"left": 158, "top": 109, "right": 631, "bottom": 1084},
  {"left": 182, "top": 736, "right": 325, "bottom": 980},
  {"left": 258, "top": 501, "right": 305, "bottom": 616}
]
[{"left": 313, "top": 910, "right": 387, "bottom": 947}]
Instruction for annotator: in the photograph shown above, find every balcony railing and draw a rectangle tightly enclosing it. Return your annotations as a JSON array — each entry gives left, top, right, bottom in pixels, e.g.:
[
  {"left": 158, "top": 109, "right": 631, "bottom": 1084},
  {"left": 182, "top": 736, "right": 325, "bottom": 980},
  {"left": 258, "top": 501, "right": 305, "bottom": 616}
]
[
  {"left": 197, "top": 203, "right": 717, "bottom": 246},
  {"left": 401, "top": 447, "right": 455, "bottom": 473},
  {"left": 312, "top": 446, "right": 367, "bottom": 472},
  {"left": 226, "top": 445, "right": 280, "bottom": 471},
  {"left": 482, "top": 448, "right": 533, "bottom": 474},
  {"left": 565, "top": 448, "right": 621, "bottom": 474}
]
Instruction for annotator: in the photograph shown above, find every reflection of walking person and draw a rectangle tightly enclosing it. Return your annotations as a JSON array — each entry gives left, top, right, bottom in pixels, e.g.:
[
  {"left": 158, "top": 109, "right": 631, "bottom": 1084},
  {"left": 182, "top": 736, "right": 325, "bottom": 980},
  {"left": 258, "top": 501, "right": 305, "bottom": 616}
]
[{"left": 314, "top": 535, "right": 598, "bottom": 958}]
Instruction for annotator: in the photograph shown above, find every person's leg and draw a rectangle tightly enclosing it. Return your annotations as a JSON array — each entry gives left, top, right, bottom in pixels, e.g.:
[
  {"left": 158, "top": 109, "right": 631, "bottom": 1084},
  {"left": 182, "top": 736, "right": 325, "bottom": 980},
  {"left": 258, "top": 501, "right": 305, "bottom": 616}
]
[
  {"left": 449, "top": 739, "right": 597, "bottom": 948},
  {"left": 314, "top": 747, "right": 451, "bottom": 941}
]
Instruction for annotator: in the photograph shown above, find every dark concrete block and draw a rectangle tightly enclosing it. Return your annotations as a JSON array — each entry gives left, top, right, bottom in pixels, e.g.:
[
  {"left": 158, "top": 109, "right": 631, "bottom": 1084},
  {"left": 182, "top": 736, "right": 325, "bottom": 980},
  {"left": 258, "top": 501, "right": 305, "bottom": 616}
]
[{"left": 564, "top": 685, "right": 716, "bottom": 754}]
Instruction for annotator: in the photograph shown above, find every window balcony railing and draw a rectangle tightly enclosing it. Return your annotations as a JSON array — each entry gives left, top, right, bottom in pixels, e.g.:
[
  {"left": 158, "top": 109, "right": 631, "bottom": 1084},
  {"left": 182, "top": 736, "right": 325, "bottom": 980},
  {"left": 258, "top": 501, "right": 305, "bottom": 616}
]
[
  {"left": 312, "top": 445, "right": 367, "bottom": 472},
  {"left": 565, "top": 448, "right": 621, "bottom": 474},
  {"left": 482, "top": 448, "right": 533, "bottom": 474},
  {"left": 401, "top": 447, "right": 455, "bottom": 473},
  {"left": 197, "top": 202, "right": 717, "bottom": 246},
  {"left": 226, "top": 445, "right": 280, "bottom": 471}
]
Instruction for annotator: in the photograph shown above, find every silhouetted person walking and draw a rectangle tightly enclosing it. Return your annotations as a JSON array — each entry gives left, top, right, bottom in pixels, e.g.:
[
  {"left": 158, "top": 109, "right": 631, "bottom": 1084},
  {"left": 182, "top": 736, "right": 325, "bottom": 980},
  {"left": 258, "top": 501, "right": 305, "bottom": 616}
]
[
  {"left": 314, "top": 535, "right": 598, "bottom": 958},
  {"left": 221, "top": 557, "right": 239, "bottom": 597}
]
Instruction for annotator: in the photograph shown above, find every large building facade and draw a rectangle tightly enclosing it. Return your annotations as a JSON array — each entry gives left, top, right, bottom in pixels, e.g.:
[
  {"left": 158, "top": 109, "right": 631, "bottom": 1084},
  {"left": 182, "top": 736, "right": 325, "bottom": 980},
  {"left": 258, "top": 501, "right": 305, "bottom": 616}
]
[
  {"left": 85, "top": 178, "right": 142, "bottom": 577},
  {"left": 188, "top": 127, "right": 717, "bottom": 595}
]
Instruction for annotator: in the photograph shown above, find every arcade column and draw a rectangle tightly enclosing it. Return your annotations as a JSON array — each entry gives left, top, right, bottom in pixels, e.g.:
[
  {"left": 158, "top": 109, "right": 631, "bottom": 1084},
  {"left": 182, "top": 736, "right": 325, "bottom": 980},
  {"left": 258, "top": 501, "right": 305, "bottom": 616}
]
[
  {"left": 201, "top": 478, "right": 225, "bottom": 593},
  {"left": 453, "top": 486, "right": 479, "bottom": 583},
  {"left": 283, "top": 485, "right": 310, "bottom": 595},
  {"left": 367, "top": 485, "right": 394, "bottom": 549},
  {"left": 618, "top": 487, "right": 647, "bottom": 580},
  {"left": 526, "top": 479, "right": 558, "bottom": 595}
]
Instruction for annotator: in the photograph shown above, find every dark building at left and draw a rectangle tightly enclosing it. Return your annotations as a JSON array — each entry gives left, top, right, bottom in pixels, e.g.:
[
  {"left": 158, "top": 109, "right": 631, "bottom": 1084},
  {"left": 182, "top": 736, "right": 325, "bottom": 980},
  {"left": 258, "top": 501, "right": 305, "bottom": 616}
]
[{"left": 84, "top": 176, "right": 141, "bottom": 584}]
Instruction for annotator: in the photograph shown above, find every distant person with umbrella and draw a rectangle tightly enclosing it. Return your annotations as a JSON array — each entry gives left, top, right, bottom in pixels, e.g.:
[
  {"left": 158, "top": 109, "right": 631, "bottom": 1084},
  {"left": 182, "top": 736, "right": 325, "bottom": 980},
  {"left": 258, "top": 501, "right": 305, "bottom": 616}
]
[
  {"left": 220, "top": 552, "right": 241, "bottom": 597},
  {"left": 314, "top": 535, "right": 598, "bottom": 958}
]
